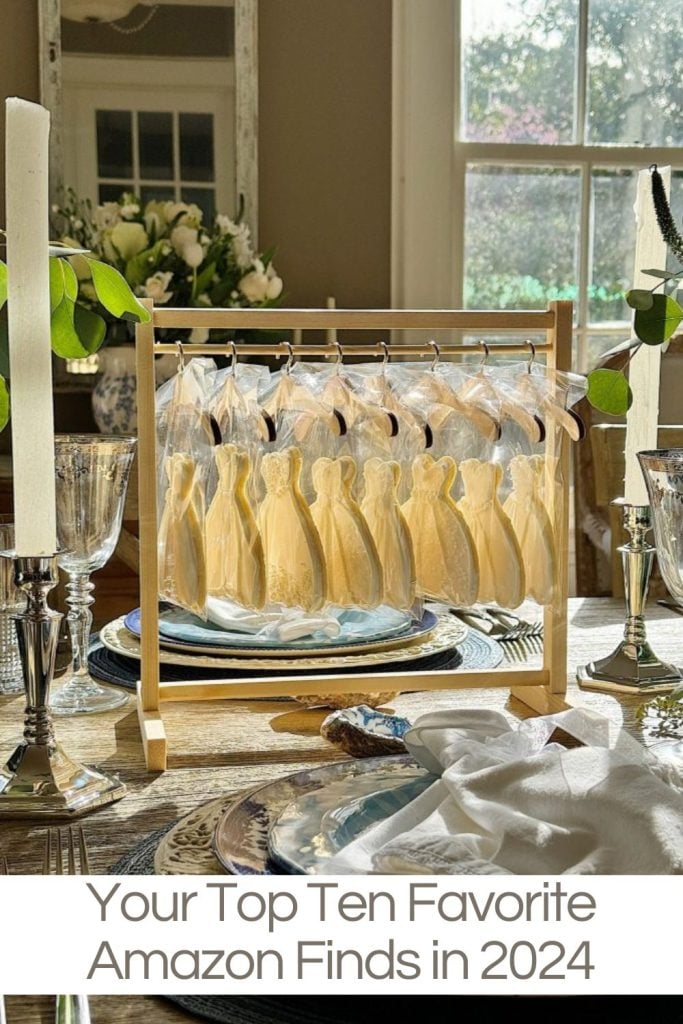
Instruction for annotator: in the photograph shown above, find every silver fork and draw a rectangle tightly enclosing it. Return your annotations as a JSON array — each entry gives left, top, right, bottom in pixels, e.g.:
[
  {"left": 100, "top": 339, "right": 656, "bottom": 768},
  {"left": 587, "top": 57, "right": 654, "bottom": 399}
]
[
  {"left": 481, "top": 607, "right": 543, "bottom": 640},
  {"left": 503, "top": 631, "right": 543, "bottom": 664},
  {"left": 449, "top": 605, "right": 543, "bottom": 641},
  {"left": 44, "top": 829, "right": 92, "bottom": 1024}
]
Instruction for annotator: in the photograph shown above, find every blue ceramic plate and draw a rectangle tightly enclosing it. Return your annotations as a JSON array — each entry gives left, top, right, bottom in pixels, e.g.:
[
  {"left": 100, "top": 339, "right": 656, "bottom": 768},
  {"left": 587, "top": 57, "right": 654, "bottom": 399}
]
[
  {"left": 212, "top": 755, "right": 434, "bottom": 875},
  {"left": 268, "top": 772, "right": 433, "bottom": 874},
  {"left": 124, "top": 605, "right": 438, "bottom": 658}
]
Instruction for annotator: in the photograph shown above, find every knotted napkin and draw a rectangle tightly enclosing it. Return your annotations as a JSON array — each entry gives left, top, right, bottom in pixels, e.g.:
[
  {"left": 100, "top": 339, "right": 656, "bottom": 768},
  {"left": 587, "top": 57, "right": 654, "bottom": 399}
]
[
  {"left": 322, "top": 707, "right": 683, "bottom": 875},
  {"left": 204, "top": 596, "right": 342, "bottom": 640}
]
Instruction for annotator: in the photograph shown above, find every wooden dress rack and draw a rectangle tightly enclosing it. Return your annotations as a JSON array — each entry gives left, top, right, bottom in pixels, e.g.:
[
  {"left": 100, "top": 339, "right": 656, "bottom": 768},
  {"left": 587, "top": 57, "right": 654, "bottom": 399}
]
[{"left": 135, "top": 301, "right": 573, "bottom": 770}]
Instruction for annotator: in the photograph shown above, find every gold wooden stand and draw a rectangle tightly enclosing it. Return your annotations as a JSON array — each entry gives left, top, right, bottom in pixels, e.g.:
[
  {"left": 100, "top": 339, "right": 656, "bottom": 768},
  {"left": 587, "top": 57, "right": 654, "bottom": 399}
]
[{"left": 134, "top": 302, "right": 573, "bottom": 770}]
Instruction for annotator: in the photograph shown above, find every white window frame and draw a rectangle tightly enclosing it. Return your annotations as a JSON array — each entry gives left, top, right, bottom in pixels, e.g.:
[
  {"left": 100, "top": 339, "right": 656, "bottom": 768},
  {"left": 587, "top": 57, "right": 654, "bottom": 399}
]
[
  {"left": 62, "top": 54, "right": 235, "bottom": 218},
  {"left": 392, "top": 0, "right": 683, "bottom": 365}
]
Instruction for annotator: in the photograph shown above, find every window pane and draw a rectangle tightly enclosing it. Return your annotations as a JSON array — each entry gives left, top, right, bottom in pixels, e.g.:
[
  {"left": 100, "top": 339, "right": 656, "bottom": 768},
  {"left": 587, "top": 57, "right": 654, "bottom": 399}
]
[
  {"left": 182, "top": 187, "right": 215, "bottom": 224},
  {"left": 138, "top": 111, "right": 173, "bottom": 180},
  {"left": 582, "top": 332, "right": 629, "bottom": 373},
  {"left": 96, "top": 110, "right": 132, "bottom": 178},
  {"left": 179, "top": 113, "right": 214, "bottom": 182},
  {"left": 588, "top": 0, "right": 683, "bottom": 145},
  {"left": 99, "top": 183, "right": 131, "bottom": 203},
  {"left": 140, "top": 185, "right": 175, "bottom": 205},
  {"left": 464, "top": 165, "right": 581, "bottom": 311},
  {"left": 590, "top": 169, "right": 636, "bottom": 324},
  {"left": 461, "top": 0, "right": 577, "bottom": 143},
  {"left": 590, "top": 169, "right": 683, "bottom": 325}
]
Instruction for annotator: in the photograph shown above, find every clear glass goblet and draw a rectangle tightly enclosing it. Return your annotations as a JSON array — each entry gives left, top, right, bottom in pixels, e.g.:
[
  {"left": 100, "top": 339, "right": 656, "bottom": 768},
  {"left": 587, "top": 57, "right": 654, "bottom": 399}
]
[
  {"left": 638, "top": 449, "right": 683, "bottom": 765},
  {"left": 0, "top": 517, "right": 25, "bottom": 694},
  {"left": 638, "top": 448, "right": 683, "bottom": 605},
  {"left": 51, "top": 433, "right": 137, "bottom": 715}
]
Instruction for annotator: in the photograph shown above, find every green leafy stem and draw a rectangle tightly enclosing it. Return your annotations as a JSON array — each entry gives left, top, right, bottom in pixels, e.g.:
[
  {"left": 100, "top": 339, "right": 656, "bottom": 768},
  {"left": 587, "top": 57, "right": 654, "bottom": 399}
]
[
  {"left": 0, "top": 250, "right": 150, "bottom": 430},
  {"left": 586, "top": 166, "right": 683, "bottom": 416}
]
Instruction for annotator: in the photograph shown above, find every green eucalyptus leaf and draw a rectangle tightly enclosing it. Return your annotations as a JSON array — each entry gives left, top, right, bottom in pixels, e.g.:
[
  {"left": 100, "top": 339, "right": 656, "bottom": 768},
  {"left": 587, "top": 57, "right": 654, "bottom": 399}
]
[
  {"left": 74, "top": 303, "right": 107, "bottom": 354},
  {"left": 62, "top": 259, "right": 79, "bottom": 302},
  {"left": 0, "top": 319, "right": 9, "bottom": 378},
  {"left": 50, "top": 295, "right": 90, "bottom": 359},
  {"left": 641, "top": 268, "right": 675, "bottom": 279},
  {"left": 594, "top": 337, "right": 641, "bottom": 364},
  {"left": 626, "top": 289, "right": 654, "bottom": 311},
  {"left": 633, "top": 293, "right": 683, "bottom": 345},
  {"left": 587, "top": 368, "right": 632, "bottom": 416},
  {"left": 0, "top": 262, "right": 7, "bottom": 311},
  {"left": 49, "top": 258, "right": 65, "bottom": 312},
  {"left": 86, "top": 258, "right": 151, "bottom": 323},
  {"left": 0, "top": 375, "right": 9, "bottom": 432}
]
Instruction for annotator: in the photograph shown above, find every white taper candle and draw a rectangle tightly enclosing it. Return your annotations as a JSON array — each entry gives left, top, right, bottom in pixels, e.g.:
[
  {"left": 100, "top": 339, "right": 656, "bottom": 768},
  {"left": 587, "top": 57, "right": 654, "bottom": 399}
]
[
  {"left": 5, "top": 97, "right": 57, "bottom": 555},
  {"left": 623, "top": 167, "right": 669, "bottom": 506}
]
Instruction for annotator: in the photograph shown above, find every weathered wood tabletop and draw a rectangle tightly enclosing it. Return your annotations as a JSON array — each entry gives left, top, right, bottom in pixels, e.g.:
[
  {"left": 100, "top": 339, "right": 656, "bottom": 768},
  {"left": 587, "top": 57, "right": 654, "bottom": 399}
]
[{"left": 1, "top": 597, "right": 681, "bottom": 1022}]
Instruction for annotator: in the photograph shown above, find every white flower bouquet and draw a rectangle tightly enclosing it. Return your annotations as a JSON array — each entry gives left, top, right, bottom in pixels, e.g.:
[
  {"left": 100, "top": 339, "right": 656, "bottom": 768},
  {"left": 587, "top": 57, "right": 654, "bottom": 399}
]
[{"left": 53, "top": 189, "right": 283, "bottom": 345}]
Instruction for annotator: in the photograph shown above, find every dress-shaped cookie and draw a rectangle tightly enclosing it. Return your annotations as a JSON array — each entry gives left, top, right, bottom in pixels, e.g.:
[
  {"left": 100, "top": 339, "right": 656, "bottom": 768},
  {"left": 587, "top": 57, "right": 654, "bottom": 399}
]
[
  {"left": 401, "top": 454, "right": 478, "bottom": 605},
  {"left": 258, "top": 447, "right": 327, "bottom": 611},
  {"left": 503, "top": 455, "right": 556, "bottom": 605},
  {"left": 158, "top": 452, "right": 207, "bottom": 616},
  {"left": 311, "top": 456, "right": 382, "bottom": 608},
  {"left": 206, "top": 443, "right": 266, "bottom": 610},
  {"left": 458, "top": 458, "right": 525, "bottom": 608},
  {"left": 361, "top": 458, "right": 415, "bottom": 608}
]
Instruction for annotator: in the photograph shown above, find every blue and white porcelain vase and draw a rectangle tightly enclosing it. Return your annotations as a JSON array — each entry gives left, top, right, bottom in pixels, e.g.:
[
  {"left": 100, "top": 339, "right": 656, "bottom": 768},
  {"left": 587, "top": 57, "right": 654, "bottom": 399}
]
[
  {"left": 92, "top": 345, "right": 176, "bottom": 434},
  {"left": 91, "top": 346, "right": 138, "bottom": 434}
]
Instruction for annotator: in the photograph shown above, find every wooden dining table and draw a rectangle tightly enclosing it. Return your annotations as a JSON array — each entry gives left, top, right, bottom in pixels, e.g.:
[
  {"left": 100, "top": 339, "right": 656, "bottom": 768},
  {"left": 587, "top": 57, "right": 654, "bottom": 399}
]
[{"left": 1, "top": 596, "right": 681, "bottom": 1023}]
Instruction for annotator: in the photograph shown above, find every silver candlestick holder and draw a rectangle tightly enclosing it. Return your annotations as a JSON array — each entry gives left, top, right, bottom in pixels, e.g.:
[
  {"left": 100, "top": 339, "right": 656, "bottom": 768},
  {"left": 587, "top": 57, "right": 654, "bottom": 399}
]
[
  {"left": 0, "top": 554, "right": 126, "bottom": 817},
  {"left": 577, "top": 500, "right": 681, "bottom": 692}
]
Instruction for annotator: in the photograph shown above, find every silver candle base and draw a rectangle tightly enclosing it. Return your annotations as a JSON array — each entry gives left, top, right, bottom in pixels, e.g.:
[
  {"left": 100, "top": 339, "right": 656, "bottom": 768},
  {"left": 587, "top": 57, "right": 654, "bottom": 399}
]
[
  {"left": 0, "top": 554, "right": 126, "bottom": 817},
  {"left": 578, "top": 501, "right": 681, "bottom": 692}
]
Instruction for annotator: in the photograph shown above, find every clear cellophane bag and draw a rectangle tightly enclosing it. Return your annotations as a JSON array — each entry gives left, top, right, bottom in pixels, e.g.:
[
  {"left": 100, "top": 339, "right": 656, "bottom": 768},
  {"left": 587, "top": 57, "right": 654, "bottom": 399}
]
[{"left": 156, "top": 358, "right": 216, "bottom": 616}]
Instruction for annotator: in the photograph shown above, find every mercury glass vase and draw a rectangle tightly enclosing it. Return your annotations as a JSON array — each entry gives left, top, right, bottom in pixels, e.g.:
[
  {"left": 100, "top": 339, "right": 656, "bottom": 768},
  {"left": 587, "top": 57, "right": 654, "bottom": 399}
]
[
  {"left": 52, "top": 434, "right": 137, "bottom": 715},
  {"left": 638, "top": 448, "right": 683, "bottom": 606},
  {"left": 0, "top": 517, "right": 25, "bottom": 694}
]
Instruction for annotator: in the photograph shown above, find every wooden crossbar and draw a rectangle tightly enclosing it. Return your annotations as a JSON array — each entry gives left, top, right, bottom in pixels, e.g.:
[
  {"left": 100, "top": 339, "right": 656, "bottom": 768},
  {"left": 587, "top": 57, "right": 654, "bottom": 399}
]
[{"left": 134, "top": 301, "right": 573, "bottom": 770}]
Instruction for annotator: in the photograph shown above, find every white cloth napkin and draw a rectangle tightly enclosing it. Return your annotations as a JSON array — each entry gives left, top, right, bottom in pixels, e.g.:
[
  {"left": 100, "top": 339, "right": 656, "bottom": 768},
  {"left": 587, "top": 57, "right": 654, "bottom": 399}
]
[
  {"left": 321, "top": 708, "right": 683, "bottom": 875},
  {"left": 204, "top": 596, "right": 341, "bottom": 641}
]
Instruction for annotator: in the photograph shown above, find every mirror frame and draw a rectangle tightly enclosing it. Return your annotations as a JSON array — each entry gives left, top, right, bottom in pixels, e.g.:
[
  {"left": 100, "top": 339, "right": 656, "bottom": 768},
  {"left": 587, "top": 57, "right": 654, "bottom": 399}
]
[{"left": 38, "top": 0, "right": 259, "bottom": 239}]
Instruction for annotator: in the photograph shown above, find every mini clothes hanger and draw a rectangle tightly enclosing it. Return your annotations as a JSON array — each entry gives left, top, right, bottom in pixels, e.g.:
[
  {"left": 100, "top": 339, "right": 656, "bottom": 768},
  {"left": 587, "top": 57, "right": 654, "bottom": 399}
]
[
  {"left": 321, "top": 341, "right": 397, "bottom": 438},
  {"left": 213, "top": 340, "right": 276, "bottom": 444},
  {"left": 367, "top": 340, "right": 432, "bottom": 447},
  {"left": 263, "top": 340, "right": 347, "bottom": 441},
  {"left": 511, "top": 342, "right": 585, "bottom": 443},
  {"left": 171, "top": 340, "right": 218, "bottom": 447},
  {"left": 456, "top": 342, "right": 545, "bottom": 445},
  {"left": 414, "top": 341, "right": 502, "bottom": 443}
]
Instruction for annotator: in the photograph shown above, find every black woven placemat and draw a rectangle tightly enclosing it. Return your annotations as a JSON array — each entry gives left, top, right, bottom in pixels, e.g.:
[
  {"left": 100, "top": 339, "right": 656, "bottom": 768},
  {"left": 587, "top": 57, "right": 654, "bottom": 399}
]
[
  {"left": 110, "top": 828, "right": 441, "bottom": 1023},
  {"left": 89, "top": 638, "right": 462, "bottom": 690}
]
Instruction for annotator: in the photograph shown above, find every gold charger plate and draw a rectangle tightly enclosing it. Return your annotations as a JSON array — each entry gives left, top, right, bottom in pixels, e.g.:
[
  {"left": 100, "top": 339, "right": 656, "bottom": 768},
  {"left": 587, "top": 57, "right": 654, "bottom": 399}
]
[{"left": 99, "top": 614, "right": 468, "bottom": 672}]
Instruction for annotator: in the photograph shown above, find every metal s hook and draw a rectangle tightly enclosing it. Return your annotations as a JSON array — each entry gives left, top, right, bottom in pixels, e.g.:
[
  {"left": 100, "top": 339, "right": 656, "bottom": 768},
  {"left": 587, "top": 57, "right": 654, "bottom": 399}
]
[
  {"left": 376, "top": 341, "right": 390, "bottom": 369},
  {"left": 478, "top": 340, "right": 490, "bottom": 368},
  {"left": 282, "top": 340, "right": 295, "bottom": 375},
  {"left": 333, "top": 340, "right": 344, "bottom": 375},
  {"left": 429, "top": 339, "right": 440, "bottom": 372},
  {"left": 176, "top": 340, "right": 186, "bottom": 373},
  {"left": 226, "top": 340, "right": 237, "bottom": 376},
  {"left": 526, "top": 340, "right": 536, "bottom": 374}
]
